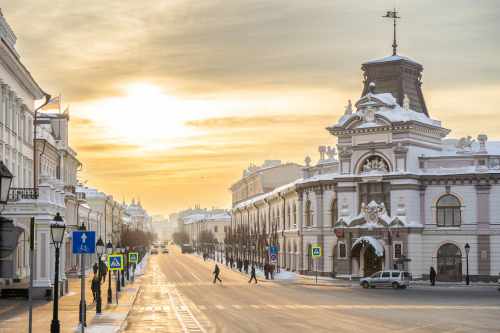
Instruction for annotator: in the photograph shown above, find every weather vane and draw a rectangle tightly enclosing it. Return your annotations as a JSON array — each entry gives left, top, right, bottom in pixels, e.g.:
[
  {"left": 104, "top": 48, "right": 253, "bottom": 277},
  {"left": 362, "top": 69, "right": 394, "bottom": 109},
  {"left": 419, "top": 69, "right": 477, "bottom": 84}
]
[{"left": 383, "top": 8, "right": 401, "bottom": 56}]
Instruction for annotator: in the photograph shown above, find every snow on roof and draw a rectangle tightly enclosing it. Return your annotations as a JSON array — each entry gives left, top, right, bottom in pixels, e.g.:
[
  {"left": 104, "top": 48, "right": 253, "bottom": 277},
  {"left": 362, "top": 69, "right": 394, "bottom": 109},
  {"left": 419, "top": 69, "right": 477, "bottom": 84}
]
[
  {"left": 376, "top": 104, "right": 441, "bottom": 127},
  {"left": 205, "top": 213, "right": 231, "bottom": 221},
  {"left": 233, "top": 178, "right": 303, "bottom": 210},
  {"left": 352, "top": 236, "right": 384, "bottom": 257},
  {"left": 439, "top": 139, "right": 500, "bottom": 156},
  {"left": 355, "top": 92, "right": 397, "bottom": 106},
  {"left": 362, "top": 55, "right": 421, "bottom": 66}
]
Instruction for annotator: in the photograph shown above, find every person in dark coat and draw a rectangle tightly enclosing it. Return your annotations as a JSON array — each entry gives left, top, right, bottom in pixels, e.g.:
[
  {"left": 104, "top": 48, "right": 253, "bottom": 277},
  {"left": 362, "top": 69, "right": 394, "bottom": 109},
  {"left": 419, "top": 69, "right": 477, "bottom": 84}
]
[
  {"left": 393, "top": 263, "right": 398, "bottom": 270},
  {"left": 100, "top": 261, "right": 107, "bottom": 283},
  {"left": 93, "top": 262, "right": 98, "bottom": 275},
  {"left": 430, "top": 266, "right": 437, "bottom": 286},
  {"left": 249, "top": 265, "right": 258, "bottom": 283},
  {"left": 230, "top": 257, "right": 234, "bottom": 269},
  {"left": 244, "top": 259, "right": 249, "bottom": 274},
  {"left": 213, "top": 264, "right": 222, "bottom": 283},
  {"left": 91, "top": 274, "right": 99, "bottom": 301},
  {"left": 264, "top": 264, "right": 269, "bottom": 279}
]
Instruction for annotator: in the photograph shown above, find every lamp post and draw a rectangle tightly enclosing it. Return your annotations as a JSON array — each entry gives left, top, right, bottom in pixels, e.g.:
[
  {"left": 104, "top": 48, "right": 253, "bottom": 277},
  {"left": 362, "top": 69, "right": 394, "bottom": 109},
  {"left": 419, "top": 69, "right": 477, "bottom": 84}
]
[
  {"left": 465, "top": 243, "right": 470, "bottom": 286},
  {"left": 49, "top": 213, "right": 67, "bottom": 333},
  {"left": 125, "top": 244, "right": 130, "bottom": 281},
  {"left": 252, "top": 243, "right": 255, "bottom": 265},
  {"left": 265, "top": 242, "right": 270, "bottom": 279},
  {"left": 243, "top": 243, "right": 247, "bottom": 261},
  {"left": 106, "top": 241, "right": 113, "bottom": 303},
  {"left": 95, "top": 237, "right": 104, "bottom": 314}
]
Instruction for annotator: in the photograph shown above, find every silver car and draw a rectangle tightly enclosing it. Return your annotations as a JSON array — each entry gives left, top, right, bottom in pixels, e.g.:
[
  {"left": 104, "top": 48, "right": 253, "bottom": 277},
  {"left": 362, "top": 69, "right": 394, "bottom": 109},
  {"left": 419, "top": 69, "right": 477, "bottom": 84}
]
[{"left": 359, "top": 270, "right": 410, "bottom": 289}]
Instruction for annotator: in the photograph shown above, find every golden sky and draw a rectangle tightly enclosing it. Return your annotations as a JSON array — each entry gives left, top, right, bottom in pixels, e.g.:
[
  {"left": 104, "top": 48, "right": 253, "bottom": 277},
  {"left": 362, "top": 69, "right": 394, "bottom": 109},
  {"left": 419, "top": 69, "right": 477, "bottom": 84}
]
[{"left": 3, "top": 1, "right": 500, "bottom": 217}]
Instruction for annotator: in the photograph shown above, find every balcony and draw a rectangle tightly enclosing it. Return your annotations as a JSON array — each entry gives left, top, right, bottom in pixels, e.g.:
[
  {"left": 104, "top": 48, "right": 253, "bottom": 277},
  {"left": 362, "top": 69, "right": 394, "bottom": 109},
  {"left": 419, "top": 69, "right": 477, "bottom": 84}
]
[
  {"left": 8, "top": 188, "right": 39, "bottom": 202},
  {"left": 76, "top": 192, "right": 86, "bottom": 201}
]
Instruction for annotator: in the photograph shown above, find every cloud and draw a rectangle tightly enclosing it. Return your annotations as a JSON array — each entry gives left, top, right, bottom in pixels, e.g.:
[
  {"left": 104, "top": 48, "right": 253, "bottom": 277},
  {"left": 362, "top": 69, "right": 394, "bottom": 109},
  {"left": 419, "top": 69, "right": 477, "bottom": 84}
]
[
  {"left": 74, "top": 143, "right": 140, "bottom": 153},
  {"left": 184, "top": 114, "right": 325, "bottom": 128}
]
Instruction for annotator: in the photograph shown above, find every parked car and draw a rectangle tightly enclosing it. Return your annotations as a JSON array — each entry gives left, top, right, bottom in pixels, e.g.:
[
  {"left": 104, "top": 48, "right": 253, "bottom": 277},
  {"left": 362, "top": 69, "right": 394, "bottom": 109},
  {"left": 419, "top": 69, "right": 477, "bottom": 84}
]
[
  {"left": 151, "top": 249, "right": 158, "bottom": 255},
  {"left": 359, "top": 270, "right": 410, "bottom": 289},
  {"left": 162, "top": 248, "right": 169, "bottom": 254}
]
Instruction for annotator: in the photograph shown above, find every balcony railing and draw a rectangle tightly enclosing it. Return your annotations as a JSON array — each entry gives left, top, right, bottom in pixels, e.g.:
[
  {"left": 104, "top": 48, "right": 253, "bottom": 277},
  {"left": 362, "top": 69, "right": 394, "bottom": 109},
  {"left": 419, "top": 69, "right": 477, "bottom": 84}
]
[{"left": 8, "top": 188, "right": 39, "bottom": 202}]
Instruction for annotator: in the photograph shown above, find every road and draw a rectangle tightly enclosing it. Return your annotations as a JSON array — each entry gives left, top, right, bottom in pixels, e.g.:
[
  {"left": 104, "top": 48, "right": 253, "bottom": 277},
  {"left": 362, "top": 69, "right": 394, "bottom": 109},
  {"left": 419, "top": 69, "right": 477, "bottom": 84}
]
[{"left": 123, "top": 244, "right": 500, "bottom": 332}]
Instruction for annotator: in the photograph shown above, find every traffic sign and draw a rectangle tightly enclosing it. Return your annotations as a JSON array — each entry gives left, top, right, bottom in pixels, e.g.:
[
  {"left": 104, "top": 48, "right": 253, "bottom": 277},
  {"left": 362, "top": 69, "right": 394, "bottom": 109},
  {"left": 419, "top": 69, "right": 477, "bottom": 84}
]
[
  {"left": 270, "top": 247, "right": 277, "bottom": 254},
  {"left": 107, "top": 254, "right": 123, "bottom": 270},
  {"left": 395, "top": 261, "right": 403, "bottom": 264},
  {"left": 72, "top": 231, "right": 96, "bottom": 254},
  {"left": 269, "top": 253, "right": 277, "bottom": 265},
  {"left": 129, "top": 252, "right": 138, "bottom": 263},
  {"left": 312, "top": 247, "right": 321, "bottom": 257}
]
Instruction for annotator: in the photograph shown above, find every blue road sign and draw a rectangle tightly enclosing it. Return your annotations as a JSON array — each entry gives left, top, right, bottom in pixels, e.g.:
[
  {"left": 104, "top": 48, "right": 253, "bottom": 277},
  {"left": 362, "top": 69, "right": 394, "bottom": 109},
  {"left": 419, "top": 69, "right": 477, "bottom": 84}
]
[
  {"left": 108, "top": 254, "right": 123, "bottom": 270},
  {"left": 312, "top": 247, "right": 321, "bottom": 257},
  {"left": 270, "top": 247, "right": 277, "bottom": 254},
  {"left": 72, "top": 231, "right": 96, "bottom": 254},
  {"left": 129, "top": 252, "right": 139, "bottom": 263},
  {"left": 395, "top": 261, "right": 403, "bottom": 264}
]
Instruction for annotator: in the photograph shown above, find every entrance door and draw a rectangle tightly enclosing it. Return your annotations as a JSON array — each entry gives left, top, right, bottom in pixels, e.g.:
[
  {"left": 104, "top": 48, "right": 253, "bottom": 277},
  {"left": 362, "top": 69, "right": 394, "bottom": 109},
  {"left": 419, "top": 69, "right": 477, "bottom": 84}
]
[{"left": 364, "top": 246, "right": 381, "bottom": 277}]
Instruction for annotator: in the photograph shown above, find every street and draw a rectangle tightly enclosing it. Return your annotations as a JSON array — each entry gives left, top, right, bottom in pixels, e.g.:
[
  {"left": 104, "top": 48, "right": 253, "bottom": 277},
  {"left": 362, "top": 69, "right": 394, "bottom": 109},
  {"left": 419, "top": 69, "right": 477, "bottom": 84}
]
[{"left": 123, "top": 244, "right": 500, "bottom": 333}]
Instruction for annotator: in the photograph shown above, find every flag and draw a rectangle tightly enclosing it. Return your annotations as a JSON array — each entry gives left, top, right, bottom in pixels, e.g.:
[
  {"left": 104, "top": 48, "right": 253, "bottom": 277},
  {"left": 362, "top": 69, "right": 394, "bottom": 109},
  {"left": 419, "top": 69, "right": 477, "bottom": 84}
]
[
  {"left": 341, "top": 230, "right": 344, "bottom": 238},
  {"left": 388, "top": 228, "right": 394, "bottom": 238},
  {"left": 63, "top": 106, "right": 69, "bottom": 115},
  {"left": 41, "top": 96, "right": 60, "bottom": 110},
  {"left": 333, "top": 229, "right": 339, "bottom": 238}
]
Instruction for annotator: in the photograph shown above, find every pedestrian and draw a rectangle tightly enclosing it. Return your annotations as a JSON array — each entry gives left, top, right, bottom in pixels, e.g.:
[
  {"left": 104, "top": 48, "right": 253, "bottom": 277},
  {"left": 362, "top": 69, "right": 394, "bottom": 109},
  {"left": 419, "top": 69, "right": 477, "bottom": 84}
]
[
  {"left": 230, "top": 257, "right": 234, "bottom": 269},
  {"left": 430, "top": 266, "right": 436, "bottom": 286},
  {"left": 264, "top": 264, "right": 269, "bottom": 279},
  {"left": 244, "top": 259, "right": 249, "bottom": 274},
  {"left": 249, "top": 265, "right": 258, "bottom": 283},
  {"left": 100, "top": 261, "right": 107, "bottom": 283},
  {"left": 93, "top": 262, "right": 98, "bottom": 275},
  {"left": 269, "top": 264, "right": 274, "bottom": 280},
  {"left": 213, "top": 264, "right": 222, "bottom": 283},
  {"left": 203, "top": 253, "right": 206, "bottom": 261},
  {"left": 225, "top": 256, "right": 229, "bottom": 267},
  {"left": 91, "top": 274, "right": 99, "bottom": 301},
  {"left": 393, "top": 263, "right": 398, "bottom": 270}
]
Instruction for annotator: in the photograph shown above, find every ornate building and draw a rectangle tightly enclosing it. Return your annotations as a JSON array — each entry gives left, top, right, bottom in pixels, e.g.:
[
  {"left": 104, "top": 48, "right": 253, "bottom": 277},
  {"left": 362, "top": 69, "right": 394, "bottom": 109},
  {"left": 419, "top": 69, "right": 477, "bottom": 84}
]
[{"left": 230, "top": 53, "right": 500, "bottom": 283}]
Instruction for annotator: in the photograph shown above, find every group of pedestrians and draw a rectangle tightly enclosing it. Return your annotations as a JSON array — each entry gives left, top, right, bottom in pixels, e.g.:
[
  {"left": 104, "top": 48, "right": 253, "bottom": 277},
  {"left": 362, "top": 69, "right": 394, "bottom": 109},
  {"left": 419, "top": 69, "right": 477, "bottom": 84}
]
[
  {"left": 213, "top": 263, "right": 258, "bottom": 284},
  {"left": 90, "top": 260, "right": 109, "bottom": 302}
]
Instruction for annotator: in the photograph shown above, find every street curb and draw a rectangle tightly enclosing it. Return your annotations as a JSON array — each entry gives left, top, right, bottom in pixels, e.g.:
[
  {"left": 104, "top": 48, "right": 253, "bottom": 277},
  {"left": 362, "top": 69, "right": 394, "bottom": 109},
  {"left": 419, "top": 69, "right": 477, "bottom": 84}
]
[
  {"left": 117, "top": 283, "right": 141, "bottom": 333},
  {"left": 295, "top": 283, "right": 357, "bottom": 287}
]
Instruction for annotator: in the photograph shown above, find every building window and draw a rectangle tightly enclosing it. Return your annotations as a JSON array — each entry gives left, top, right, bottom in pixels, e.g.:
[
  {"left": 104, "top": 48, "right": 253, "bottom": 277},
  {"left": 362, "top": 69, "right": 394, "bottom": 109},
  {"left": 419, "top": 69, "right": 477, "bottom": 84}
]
[
  {"left": 359, "top": 182, "right": 391, "bottom": 216},
  {"left": 293, "top": 203, "right": 297, "bottom": 229},
  {"left": 437, "top": 243, "right": 462, "bottom": 275},
  {"left": 393, "top": 242, "right": 402, "bottom": 259},
  {"left": 305, "top": 201, "right": 313, "bottom": 227},
  {"left": 330, "top": 199, "right": 338, "bottom": 226},
  {"left": 213, "top": 226, "right": 219, "bottom": 233},
  {"left": 339, "top": 243, "right": 347, "bottom": 259},
  {"left": 223, "top": 226, "right": 228, "bottom": 233},
  {"left": 437, "top": 195, "right": 461, "bottom": 227}
]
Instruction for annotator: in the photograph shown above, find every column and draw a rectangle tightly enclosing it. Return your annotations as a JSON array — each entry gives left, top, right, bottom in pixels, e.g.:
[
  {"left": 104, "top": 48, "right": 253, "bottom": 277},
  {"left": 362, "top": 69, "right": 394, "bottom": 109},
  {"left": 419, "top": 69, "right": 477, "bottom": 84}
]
[{"left": 419, "top": 186, "right": 426, "bottom": 225}]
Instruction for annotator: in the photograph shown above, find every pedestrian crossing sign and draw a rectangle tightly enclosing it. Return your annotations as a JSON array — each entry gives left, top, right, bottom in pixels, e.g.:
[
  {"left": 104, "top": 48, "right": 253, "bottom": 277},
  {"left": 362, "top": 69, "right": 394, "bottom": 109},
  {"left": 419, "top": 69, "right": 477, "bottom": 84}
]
[
  {"left": 129, "top": 252, "right": 138, "bottom": 263},
  {"left": 107, "top": 254, "right": 123, "bottom": 270},
  {"left": 312, "top": 247, "right": 321, "bottom": 257}
]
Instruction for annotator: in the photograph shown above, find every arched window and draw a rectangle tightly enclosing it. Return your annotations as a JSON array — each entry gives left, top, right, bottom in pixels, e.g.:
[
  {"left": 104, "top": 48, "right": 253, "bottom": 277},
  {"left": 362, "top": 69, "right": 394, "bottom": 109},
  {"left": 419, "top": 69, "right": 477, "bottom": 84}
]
[
  {"left": 292, "top": 203, "right": 297, "bottom": 229},
  {"left": 305, "top": 201, "right": 313, "bottom": 227},
  {"left": 437, "top": 195, "right": 461, "bottom": 227},
  {"left": 330, "top": 199, "right": 338, "bottom": 226},
  {"left": 437, "top": 243, "right": 462, "bottom": 275},
  {"left": 286, "top": 204, "right": 291, "bottom": 230}
]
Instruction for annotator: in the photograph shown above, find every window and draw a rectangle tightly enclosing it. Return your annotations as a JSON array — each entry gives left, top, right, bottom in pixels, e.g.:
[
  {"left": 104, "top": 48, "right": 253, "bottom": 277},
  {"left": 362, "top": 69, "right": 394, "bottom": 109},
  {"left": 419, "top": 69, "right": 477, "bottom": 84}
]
[
  {"left": 359, "top": 182, "right": 391, "bottom": 216},
  {"left": 394, "top": 243, "right": 402, "bottom": 259},
  {"left": 293, "top": 203, "right": 297, "bottom": 229},
  {"left": 437, "top": 243, "right": 462, "bottom": 275},
  {"left": 382, "top": 272, "right": 390, "bottom": 278},
  {"left": 305, "top": 201, "right": 313, "bottom": 227},
  {"left": 391, "top": 272, "right": 400, "bottom": 278},
  {"left": 213, "top": 226, "right": 219, "bottom": 233},
  {"left": 339, "top": 243, "right": 346, "bottom": 259},
  {"left": 223, "top": 226, "right": 228, "bottom": 233},
  {"left": 437, "top": 195, "right": 461, "bottom": 227},
  {"left": 330, "top": 199, "right": 338, "bottom": 226},
  {"left": 371, "top": 272, "right": 381, "bottom": 278}
]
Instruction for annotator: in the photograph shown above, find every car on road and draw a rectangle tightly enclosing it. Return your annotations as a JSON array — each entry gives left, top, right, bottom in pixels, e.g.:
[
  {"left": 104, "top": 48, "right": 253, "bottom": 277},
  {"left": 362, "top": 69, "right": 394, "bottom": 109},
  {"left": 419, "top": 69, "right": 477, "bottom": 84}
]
[
  {"left": 162, "top": 248, "right": 169, "bottom": 254},
  {"left": 360, "top": 270, "right": 410, "bottom": 289},
  {"left": 151, "top": 249, "right": 158, "bottom": 255},
  {"left": 160, "top": 244, "right": 166, "bottom": 248}
]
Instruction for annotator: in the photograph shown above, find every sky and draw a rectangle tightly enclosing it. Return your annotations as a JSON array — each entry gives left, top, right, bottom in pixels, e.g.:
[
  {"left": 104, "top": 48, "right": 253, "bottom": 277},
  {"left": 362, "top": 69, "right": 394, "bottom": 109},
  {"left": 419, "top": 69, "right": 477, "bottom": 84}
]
[{"left": 3, "top": 0, "right": 500, "bottom": 217}]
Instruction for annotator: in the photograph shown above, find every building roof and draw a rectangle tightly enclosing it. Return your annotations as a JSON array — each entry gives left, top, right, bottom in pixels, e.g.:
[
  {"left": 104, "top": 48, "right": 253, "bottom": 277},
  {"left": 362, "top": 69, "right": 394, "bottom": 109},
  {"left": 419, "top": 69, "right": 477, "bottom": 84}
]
[{"left": 362, "top": 55, "right": 421, "bottom": 65}]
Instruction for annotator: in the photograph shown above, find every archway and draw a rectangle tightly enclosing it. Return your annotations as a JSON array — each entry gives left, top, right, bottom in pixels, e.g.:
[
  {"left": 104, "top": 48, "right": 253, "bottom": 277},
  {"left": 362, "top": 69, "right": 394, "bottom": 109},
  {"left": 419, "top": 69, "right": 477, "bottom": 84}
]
[{"left": 363, "top": 246, "right": 382, "bottom": 277}]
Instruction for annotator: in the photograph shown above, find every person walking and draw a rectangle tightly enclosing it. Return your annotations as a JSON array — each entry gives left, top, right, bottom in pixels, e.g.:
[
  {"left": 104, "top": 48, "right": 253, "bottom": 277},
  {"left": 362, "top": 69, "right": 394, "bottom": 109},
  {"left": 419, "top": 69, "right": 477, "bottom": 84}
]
[
  {"left": 100, "top": 261, "right": 107, "bottom": 283},
  {"left": 430, "top": 266, "right": 437, "bottom": 286},
  {"left": 93, "top": 262, "right": 98, "bottom": 275},
  {"left": 244, "top": 259, "right": 249, "bottom": 274},
  {"left": 249, "top": 265, "right": 258, "bottom": 283},
  {"left": 264, "top": 264, "right": 269, "bottom": 280},
  {"left": 91, "top": 274, "right": 99, "bottom": 302},
  {"left": 213, "top": 264, "right": 222, "bottom": 283},
  {"left": 269, "top": 264, "right": 274, "bottom": 280}
]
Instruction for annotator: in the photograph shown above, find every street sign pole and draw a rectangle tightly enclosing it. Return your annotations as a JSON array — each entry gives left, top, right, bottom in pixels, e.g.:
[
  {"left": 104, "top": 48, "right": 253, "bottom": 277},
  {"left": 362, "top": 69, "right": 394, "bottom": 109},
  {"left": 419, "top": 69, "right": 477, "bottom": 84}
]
[
  {"left": 316, "top": 258, "right": 318, "bottom": 284},
  {"left": 81, "top": 253, "right": 86, "bottom": 332}
]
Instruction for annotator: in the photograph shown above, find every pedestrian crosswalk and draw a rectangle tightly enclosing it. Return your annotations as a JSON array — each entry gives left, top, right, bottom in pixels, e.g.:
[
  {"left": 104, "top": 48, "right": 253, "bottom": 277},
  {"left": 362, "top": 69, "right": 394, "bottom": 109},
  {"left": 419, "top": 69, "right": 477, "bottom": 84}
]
[
  {"left": 142, "top": 282, "right": 248, "bottom": 286},
  {"left": 134, "top": 304, "right": 500, "bottom": 312}
]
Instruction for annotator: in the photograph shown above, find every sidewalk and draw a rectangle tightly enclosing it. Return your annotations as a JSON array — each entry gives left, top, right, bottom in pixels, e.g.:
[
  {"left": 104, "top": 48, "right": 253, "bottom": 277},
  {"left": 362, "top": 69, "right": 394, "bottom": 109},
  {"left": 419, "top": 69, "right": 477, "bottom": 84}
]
[{"left": 0, "top": 269, "right": 143, "bottom": 333}]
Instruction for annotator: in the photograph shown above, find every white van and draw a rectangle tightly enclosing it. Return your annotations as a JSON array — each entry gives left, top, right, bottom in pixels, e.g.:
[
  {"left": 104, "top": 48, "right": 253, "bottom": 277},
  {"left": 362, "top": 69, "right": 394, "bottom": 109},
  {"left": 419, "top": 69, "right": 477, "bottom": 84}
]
[{"left": 359, "top": 270, "right": 410, "bottom": 289}]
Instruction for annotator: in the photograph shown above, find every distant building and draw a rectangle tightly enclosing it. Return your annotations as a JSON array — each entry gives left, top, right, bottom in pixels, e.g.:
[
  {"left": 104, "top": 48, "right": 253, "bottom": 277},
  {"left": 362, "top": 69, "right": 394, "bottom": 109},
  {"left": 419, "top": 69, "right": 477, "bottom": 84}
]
[{"left": 229, "top": 160, "right": 302, "bottom": 207}]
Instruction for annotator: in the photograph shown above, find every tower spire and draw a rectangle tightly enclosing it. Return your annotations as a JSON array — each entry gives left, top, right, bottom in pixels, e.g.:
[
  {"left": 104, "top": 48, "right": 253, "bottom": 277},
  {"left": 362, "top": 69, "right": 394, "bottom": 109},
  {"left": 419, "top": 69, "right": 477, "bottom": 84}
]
[{"left": 383, "top": 8, "right": 401, "bottom": 56}]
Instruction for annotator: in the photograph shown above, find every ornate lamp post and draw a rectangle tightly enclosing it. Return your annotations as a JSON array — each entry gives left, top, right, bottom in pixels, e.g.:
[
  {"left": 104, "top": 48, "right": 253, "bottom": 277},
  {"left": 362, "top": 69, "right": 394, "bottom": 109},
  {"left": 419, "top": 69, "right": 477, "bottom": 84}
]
[
  {"left": 95, "top": 237, "right": 104, "bottom": 314},
  {"left": 125, "top": 244, "right": 130, "bottom": 283},
  {"left": 106, "top": 241, "right": 113, "bottom": 303},
  {"left": 49, "top": 213, "right": 67, "bottom": 333},
  {"left": 465, "top": 243, "right": 470, "bottom": 286}
]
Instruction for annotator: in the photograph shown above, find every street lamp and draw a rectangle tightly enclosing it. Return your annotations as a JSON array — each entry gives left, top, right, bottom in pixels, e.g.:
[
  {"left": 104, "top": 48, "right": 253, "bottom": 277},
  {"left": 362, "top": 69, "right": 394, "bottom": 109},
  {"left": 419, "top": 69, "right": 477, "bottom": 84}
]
[
  {"left": 252, "top": 243, "right": 255, "bottom": 265},
  {"left": 49, "top": 213, "right": 66, "bottom": 333},
  {"left": 465, "top": 243, "right": 470, "bottom": 286},
  {"left": 95, "top": 237, "right": 104, "bottom": 314},
  {"left": 125, "top": 244, "right": 130, "bottom": 281},
  {"left": 106, "top": 241, "right": 113, "bottom": 303}
]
